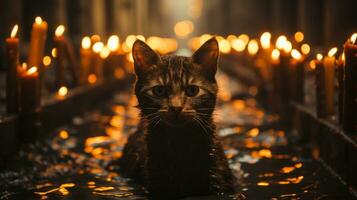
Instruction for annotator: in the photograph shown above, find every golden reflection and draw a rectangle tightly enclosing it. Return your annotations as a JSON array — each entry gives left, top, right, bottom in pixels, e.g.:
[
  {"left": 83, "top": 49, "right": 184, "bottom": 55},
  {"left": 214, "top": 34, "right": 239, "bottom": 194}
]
[
  {"left": 94, "top": 186, "right": 115, "bottom": 191},
  {"left": 247, "top": 128, "right": 259, "bottom": 137},
  {"left": 257, "top": 182, "right": 270, "bottom": 186}
]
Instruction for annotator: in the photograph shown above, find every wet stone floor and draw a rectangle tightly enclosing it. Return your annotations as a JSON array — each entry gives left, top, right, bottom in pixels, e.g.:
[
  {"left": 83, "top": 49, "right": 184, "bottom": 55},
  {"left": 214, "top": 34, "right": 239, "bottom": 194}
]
[{"left": 0, "top": 74, "right": 356, "bottom": 200}]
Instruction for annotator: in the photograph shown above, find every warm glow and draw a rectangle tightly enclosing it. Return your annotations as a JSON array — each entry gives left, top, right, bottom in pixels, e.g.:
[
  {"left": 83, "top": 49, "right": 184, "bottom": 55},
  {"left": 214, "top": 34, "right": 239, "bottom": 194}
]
[
  {"left": 219, "top": 39, "right": 231, "bottom": 54},
  {"left": 238, "top": 34, "right": 250, "bottom": 45},
  {"left": 55, "top": 25, "right": 65, "bottom": 37},
  {"left": 27, "top": 66, "right": 38, "bottom": 75},
  {"left": 10, "top": 24, "right": 18, "bottom": 38},
  {"left": 58, "top": 86, "right": 68, "bottom": 97},
  {"left": 92, "top": 42, "right": 104, "bottom": 53},
  {"left": 88, "top": 74, "right": 97, "bottom": 84},
  {"left": 22, "top": 62, "right": 27, "bottom": 71},
  {"left": 271, "top": 49, "right": 280, "bottom": 60},
  {"left": 350, "top": 33, "right": 357, "bottom": 44},
  {"left": 107, "top": 35, "right": 119, "bottom": 51},
  {"left": 231, "top": 39, "right": 246, "bottom": 52},
  {"left": 35, "top": 16, "right": 43, "bottom": 24},
  {"left": 100, "top": 46, "right": 111, "bottom": 59},
  {"left": 121, "top": 42, "right": 131, "bottom": 53},
  {"left": 199, "top": 34, "right": 212, "bottom": 44},
  {"left": 147, "top": 36, "right": 162, "bottom": 50},
  {"left": 294, "top": 32, "right": 304, "bottom": 42},
  {"left": 43, "top": 56, "right": 52, "bottom": 66},
  {"left": 301, "top": 43, "right": 310, "bottom": 55},
  {"left": 127, "top": 52, "right": 134, "bottom": 63},
  {"left": 136, "top": 35, "right": 146, "bottom": 42},
  {"left": 81, "top": 36, "right": 91, "bottom": 49},
  {"left": 283, "top": 41, "right": 292, "bottom": 53},
  {"left": 247, "top": 39, "right": 259, "bottom": 55},
  {"left": 226, "top": 34, "right": 237, "bottom": 42},
  {"left": 174, "top": 20, "right": 194, "bottom": 38},
  {"left": 91, "top": 35, "right": 101, "bottom": 42},
  {"left": 291, "top": 49, "right": 302, "bottom": 60},
  {"left": 309, "top": 60, "right": 316, "bottom": 70},
  {"left": 125, "top": 35, "right": 137, "bottom": 49},
  {"left": 276, "top": 35, "right": 287, "bottom": 50},
  {"left": 257, "top": 182, "right": 270, "bottom": 186},
  {"left": 51, "top": 48, "right": 57, "bottom": 58},
  {"left": 59, "top": 130, "right": 69, "bottom": 139},
  {"left": 341, "top": 53, "right": 345, "bottom": 62},
  {"left": 260, "top": 32, "right": 271, "bottom": 49},
  {"left": 316, "top": 53, "right": 323, "bottom": 61},
  {"left": 327, "top": 47, "right": 338, "bottom": 57}
]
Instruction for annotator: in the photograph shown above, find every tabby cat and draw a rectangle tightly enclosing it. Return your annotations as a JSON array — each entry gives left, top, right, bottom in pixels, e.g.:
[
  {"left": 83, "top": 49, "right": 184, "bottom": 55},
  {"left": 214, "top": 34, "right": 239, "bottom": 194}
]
[{"left": 119, "top": 38, "right": 236, "bottom": 199}]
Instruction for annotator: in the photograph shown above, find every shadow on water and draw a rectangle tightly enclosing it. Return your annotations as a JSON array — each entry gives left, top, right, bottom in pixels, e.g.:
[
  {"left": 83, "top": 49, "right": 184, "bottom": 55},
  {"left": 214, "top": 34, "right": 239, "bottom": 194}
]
[{"left": 0, "top": 73, "right": 355, "bottom": 199}]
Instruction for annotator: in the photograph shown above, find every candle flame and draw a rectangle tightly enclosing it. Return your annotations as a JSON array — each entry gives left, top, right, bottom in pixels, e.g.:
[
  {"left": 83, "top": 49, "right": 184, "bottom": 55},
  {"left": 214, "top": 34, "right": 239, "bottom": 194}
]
[
  {"left": 199, "top": 34, "right": 212, "bottom": 44},
  {"left": 51, "top": 48, "right": 57, "bottom": 58},
  {"left": 271, "top": 49, "right": 280, "bottom": 60},
  {"left": 58, "top": 86, "right": 68, "bottom": 97},
  {"left": 43, "top": 56, "right": 52, "bottom": 66},
  {"left": 327, "top": 47, "right": 338, "bottom": 57},
  {"left": 283, "top": 41, "right": 292, "bottom": 53},
  {"left": 82, "top": 36, "right": 91, "bottom": 49},
  {"left": 100, "top": 46, "right": 111, "bottom": 59},
  {"left": 136, "top": 35, "right": 146, "bottom": 42},
  {"left": 231, "top": 38, "right": 246, "bottom": 52},
  {"left": 238, "top": 34, "right": 250, "bottom": 45},
  {"left": 276, "top": 35, "right": 287, "bottom": 50},
  {"left": 219, "top": 39, "right": 231, "bottom": 54},
  {"left": 260, "top": 32, "right": 271, "bottom": 49},
  {"left": 22, "top": 62, "right": 27, "bottom": 70},
  {"left": 301, "top": 43, "right": 310, "bottom": 55},
  {"left": 88, "top": 74, "right": 97, "bottom": 84},
  {"left": 107, "top": 35, "right": 119, "bottom": 52},
  {"left": 55, "top": 25, "right": 65, "bottom": 37},
  {"left": 309, "top": 60, "right": 316, "bottom": 70},
  {"left": 247, "top": 39, "right": 259, "bottom": 55},
  {"left": 10, "top": 24, "right": 18, "bottom": 38},
  {"left": 35, "top": 16, "right": 43, "bottom": 24},
  {"left": 316, "top": 54, "right": 323, "bottom": 61},
  {"left": 294, "top": 32, "right": 304, "bottom": 43},
  {"left": 291, "top": 49, "right": 302, "bottom": 60},
  {"left": 350, "top": 33, "right": 357, "bottom": 44},
  {"left": 27, "top": 66, "right": 38, "bottom": 75},
  {"left": 174, "top": 20, "right": 194, "bottom": 38},
  {"left": 92, "top": 42, "right": 104, "bottom": 53}
]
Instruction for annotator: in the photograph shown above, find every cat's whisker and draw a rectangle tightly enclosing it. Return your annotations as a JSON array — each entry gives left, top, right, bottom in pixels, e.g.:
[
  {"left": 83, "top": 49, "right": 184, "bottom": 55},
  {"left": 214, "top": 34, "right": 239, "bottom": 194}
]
[{"left": 193, "top": 116, "right": 210, "bottom": 137}]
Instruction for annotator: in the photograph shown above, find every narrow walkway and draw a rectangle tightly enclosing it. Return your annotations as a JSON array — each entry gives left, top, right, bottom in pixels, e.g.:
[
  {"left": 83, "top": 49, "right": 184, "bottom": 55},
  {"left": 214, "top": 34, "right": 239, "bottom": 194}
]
[{"left": 0, "top": 72, "right": 355, "bottom": 200}]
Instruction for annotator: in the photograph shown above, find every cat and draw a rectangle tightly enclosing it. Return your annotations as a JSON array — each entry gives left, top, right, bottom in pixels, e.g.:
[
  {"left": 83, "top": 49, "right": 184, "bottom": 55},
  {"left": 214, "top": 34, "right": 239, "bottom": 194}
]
[{"left": 119, "top": 38, "right": 236, "bottom": 199}]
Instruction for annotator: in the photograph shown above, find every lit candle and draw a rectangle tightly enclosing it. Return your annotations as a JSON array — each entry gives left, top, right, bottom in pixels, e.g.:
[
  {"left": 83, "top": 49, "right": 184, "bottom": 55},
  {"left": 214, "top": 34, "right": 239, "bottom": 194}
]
[
  {"left": 336, "top": 53, "right": 345, "bottom": 125},
  {"left": 105, "top": 35, "right": 121, "bottom": 78},
  {"left": 315, "top": 54, "right": 327, "bottom": 118},
  {"left": 291, "top": 49, "right": 304, "bottom": 103},
  {"left": 323, "top": 47, "right": 338, "bottom": 116},
  {"left": 5, "top": 25, "right": 20, "bottom": 114},
  {"left": 20, "top": 66, "right": 40, "bottom": 113},
  {"left": 80, "top": 36, "right": 92, "bottom": 84},
  {"left": 92, "top": 41, "right": 104, "bottom": 81},
  {"left": 28, "top": 17, "right": 48, "bottom": 72},
  {"left": 342, "top": 33, "right": 357, "bottom": 134},
  {"left": 54, "top": 25, "right": 66, "bottom": 88}
]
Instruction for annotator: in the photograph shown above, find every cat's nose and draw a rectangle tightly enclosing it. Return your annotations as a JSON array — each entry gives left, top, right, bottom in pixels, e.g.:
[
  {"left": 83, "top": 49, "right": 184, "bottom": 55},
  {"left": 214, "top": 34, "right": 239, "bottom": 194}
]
[{"left": 169, "top": 106, "right": 183, "bottom": 115}]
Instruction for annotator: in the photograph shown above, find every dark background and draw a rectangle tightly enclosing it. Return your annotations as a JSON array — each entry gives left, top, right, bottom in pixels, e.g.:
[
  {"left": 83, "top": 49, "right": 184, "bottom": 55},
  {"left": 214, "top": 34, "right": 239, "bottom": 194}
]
[{"left": 0, "top": 0, "right": 356, "bottom": 69}]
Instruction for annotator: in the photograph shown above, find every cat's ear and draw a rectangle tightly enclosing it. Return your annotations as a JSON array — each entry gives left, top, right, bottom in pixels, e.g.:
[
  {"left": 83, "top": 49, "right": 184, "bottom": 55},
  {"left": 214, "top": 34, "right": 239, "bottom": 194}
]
[
  {"left": 132, "top": 40, "right": 160, "bottom": 76},
  {"left": 192, "top": 37, "right": 219, "bottom": 79}
]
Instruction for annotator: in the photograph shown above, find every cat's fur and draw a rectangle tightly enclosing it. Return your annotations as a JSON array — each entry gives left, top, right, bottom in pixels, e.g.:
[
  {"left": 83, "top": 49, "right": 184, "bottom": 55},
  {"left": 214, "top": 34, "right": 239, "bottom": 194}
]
[{"left": 119, "top": 38, "right": 236, "bottom": 199}]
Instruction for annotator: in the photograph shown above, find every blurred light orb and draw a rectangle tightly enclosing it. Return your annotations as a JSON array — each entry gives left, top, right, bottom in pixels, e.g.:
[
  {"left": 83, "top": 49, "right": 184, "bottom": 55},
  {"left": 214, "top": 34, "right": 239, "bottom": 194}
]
[{"left": 174, "top": 20, "right": 194, "bottom": 38}]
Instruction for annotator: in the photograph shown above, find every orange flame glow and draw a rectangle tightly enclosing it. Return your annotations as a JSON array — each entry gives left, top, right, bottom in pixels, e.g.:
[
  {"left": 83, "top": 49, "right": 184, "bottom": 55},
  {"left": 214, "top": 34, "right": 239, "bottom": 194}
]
[
  {"left": 10, "top": 24, "right": 18, "bottom": 38},
  {"left": 27, "top": 66, "right": 38, "bottom": 75},
  {"left": 35, "top": 16, "right": 43, "bottom": 24},
  {"left": 58, "top": 86, "right": 68, "bottom": 97},
  {"left": 55, "top": 25, "right": 65, "bottom": 37},
  {"left": 327, "top": 47, "right": 338, "bottom": 57}
]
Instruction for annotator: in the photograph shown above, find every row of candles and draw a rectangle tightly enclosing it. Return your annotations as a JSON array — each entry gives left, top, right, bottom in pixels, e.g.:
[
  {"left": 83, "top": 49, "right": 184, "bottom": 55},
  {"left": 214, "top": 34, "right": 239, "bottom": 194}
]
[
  {"left": 189, "top": 32, "right": 356, "bottom": 134},
  {"left": 4, "top": 16, "right": 179, "bottom": 118}
]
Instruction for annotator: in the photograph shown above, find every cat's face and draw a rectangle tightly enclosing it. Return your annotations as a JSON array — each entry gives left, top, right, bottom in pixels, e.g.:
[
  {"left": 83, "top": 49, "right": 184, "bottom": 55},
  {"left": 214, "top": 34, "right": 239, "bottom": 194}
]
[{"left": 132, "top": 38, "right": 219, "bottom": 127}]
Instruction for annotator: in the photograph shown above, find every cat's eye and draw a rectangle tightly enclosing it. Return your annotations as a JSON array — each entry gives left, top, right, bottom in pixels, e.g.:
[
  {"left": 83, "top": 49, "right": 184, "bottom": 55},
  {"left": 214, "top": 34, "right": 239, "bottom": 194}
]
[
  {"left": 185, "top": 85, "right": 200, "bottom": 97},
  {"left": 152, "top": 85, "right": 167, "bottom": 97}
]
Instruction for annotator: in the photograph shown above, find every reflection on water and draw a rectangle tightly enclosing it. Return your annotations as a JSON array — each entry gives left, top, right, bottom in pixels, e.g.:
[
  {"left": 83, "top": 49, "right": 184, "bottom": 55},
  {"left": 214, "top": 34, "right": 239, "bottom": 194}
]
[{"left": 0, "top": 75, "right": 355, "bottom": 199}]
